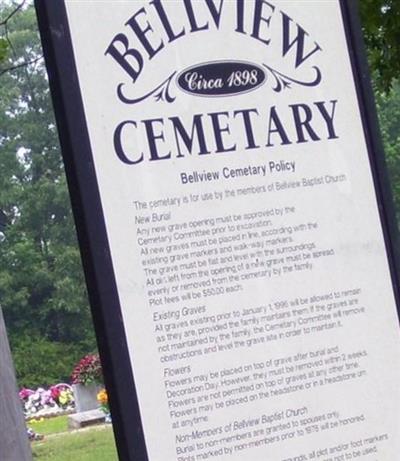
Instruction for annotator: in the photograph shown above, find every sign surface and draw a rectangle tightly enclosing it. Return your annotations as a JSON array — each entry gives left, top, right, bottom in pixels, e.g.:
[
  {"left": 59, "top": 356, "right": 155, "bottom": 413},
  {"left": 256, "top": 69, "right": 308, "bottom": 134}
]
[{"left": 36, "top": 1, "right": 400, "bottom": 460}]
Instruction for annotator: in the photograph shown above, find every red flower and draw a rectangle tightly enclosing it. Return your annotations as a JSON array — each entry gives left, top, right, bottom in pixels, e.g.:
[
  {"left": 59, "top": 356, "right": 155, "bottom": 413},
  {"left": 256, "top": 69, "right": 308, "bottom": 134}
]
[{"left": 71, "top": 354, "right": 103, "bottom": 385}]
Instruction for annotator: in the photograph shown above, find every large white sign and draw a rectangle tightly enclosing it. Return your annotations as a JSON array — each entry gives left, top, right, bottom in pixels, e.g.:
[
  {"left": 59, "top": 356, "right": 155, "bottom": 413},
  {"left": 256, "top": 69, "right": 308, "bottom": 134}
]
[{"left": 43, "top": 1, "right": 400, "bottom": 460}]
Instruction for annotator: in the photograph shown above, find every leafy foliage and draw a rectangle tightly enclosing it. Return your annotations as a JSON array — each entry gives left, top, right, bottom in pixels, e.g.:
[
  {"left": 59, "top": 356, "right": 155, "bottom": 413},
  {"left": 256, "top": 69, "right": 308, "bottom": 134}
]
[
  {"left": 375, "top": 80, "right": 400, "bottom": 222},
  {"left": 0, "top": 37, "right": 7, "bottom": 62},
  {"left": 360, "top": 1, "right": 400, "bottom": 222},
  {"left": 0, "top": 4, "right": 96, "bottom": 387},
  {"left": 11, "top": 335, "right": 86, "bottom": 388},
  {"left": 360, "top": 0, "right": 400, "bottom": 92}
]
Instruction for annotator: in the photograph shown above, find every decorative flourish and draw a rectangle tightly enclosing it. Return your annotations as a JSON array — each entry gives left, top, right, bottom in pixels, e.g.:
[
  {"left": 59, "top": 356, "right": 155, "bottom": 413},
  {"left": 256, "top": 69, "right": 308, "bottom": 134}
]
[
  {"left": 117, "top": 71, "right": 177, "bottom": 105},
  {"left": 115, "top": 64, "right": 320, "bottom": 104},
  {"left": 262, "top": 64, "right": 322, "bottom": 92}
]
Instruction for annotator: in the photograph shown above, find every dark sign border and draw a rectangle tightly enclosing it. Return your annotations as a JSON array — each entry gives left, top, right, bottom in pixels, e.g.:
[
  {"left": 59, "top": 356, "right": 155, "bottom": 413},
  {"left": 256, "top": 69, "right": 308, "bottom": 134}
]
[
  {"left": 34, "top": 2, "right": 148, "bottom": 460},
  {"left": 340, "top": 1, "right": 400, "bottom": 302},
  {"left": 34, "top": 1, "right": 400, "bottom": 460}
]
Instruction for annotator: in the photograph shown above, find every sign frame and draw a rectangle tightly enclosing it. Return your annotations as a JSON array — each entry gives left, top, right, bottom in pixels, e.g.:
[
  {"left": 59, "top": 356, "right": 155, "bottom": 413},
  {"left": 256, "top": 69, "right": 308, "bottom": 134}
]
[{"left": 34, "top": 1, "right": 400, "bottom": 460}]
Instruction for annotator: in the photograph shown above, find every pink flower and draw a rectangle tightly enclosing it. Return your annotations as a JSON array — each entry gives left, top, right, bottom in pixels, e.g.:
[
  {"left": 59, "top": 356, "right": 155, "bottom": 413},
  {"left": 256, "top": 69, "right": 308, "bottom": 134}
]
[{"left": 19, "top": 388, "right": 34, "bottom": 400}]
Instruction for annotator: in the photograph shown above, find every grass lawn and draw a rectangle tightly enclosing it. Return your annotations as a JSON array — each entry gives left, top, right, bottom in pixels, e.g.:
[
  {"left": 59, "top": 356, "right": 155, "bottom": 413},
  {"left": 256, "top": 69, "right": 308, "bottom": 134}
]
[
  {"left": 28, "top": 415, "right": 69, "bottom": 435},
  {"left": 31, "top": 426, "right": 118, "bottom": 461}
]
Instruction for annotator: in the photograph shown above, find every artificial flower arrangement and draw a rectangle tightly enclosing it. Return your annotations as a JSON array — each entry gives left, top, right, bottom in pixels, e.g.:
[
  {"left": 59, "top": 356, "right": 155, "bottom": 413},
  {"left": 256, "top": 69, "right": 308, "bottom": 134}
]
[
  {"left": 19, "top": 384, "right": 75, "bottom": 418},
  {"left": 20, "top": 354, "right": 104, "bottom": 418},
  {"left": 71, "top": 353, "right": 103, "bottom": 386},
  {"left": 97, "top": 388, "right": 112, "bottom": 423},
  {"left": 97, "top": 388, "right": 109, "bottom": 413}
]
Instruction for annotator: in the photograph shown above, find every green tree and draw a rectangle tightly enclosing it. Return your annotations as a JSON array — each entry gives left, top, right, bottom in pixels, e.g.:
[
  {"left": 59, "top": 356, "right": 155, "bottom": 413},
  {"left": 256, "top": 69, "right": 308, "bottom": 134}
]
[
  {"left": 0, "top": 3, "right": 96, "bottom": 387},
  {"left": 360, "top": 1, "right": 400, "bottom": 226},
  {"left": 375, "top": 81, "right": 400, "bottom": 223},
  {"left": 360, "top": 0, "right": 400, "bottom": 92}
]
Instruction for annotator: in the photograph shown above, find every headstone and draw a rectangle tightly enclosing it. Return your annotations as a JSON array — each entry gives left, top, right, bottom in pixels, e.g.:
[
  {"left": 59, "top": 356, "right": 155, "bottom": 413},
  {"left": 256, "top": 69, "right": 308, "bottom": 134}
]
[
  {"left": 72, "top": 383, "right": 102, "bottom": 413},
  {"left": 68, "top": 408, "right": 105, "bottom": 430}
]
